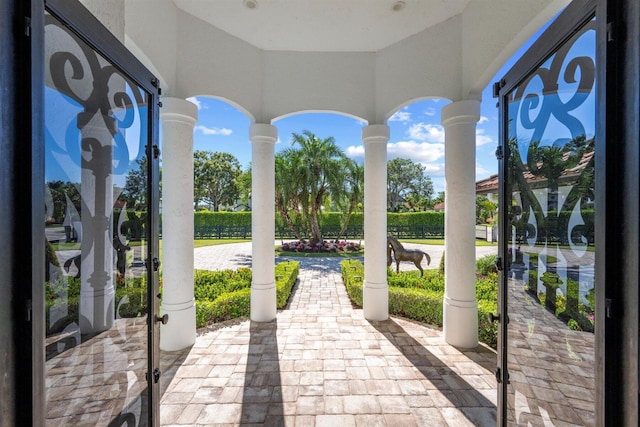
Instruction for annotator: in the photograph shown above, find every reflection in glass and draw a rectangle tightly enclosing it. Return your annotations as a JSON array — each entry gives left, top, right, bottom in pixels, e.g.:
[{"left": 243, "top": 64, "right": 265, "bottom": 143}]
[
  {"left": 44, "top": 11, "right": 150, "bottom": 426},
  {"left": 505, "top": 19, "right": 596, "bottom": 426}
]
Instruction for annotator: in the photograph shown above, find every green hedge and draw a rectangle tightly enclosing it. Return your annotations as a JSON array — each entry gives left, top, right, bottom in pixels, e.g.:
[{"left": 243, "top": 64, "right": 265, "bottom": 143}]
[
  {"left": 387, "top": 212, "right": 444, "bottom": 227},
  {"left": 341, "top": 260, "right": 364, "bottom": 306},
  {"left": 195, "top": 211, "right": 252, "bottom": 227},
  {"left": 194, "top": 261, "right": 299, "bottom": 327},
  {"left": 341, "top": 258, "right": 498, "bottom": 349},
  {"left": 194, "top": 211, "right": 443, "bottom": 229}
]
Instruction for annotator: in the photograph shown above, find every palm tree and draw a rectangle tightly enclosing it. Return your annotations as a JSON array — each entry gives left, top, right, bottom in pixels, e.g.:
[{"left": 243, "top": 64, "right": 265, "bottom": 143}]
[
  {"left": 335, "top": 160, "right": 364, "bottom": 240},
  {"left": 275, "top": 130, "right": 356, "bottom": 244}
]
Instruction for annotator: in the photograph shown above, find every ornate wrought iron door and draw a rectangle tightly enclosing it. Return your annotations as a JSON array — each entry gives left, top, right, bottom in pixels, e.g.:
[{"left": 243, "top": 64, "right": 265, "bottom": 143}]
[
  {"left": 495, "top": 2, "right": 597, "bottom": 425},
  {"left": 42, "top": 1, "right": 161, "bottom": 425}
]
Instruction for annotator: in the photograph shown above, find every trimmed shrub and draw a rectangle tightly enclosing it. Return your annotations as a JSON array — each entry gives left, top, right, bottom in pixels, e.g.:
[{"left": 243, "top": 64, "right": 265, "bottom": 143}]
[
  {"left": 477, "top": 299, "right": 498, "bottom": 349},
  {"left": 476, "top": 254, "right": 497, "bottom": 276},
  {"left": 194, "top": 261, "right": 299, "bottom": 327},
  {"left": 389, "top": 287, "right": 444, "bottom": 326},
  {"left": 276, "top": 261, "right": 299, "bottom": 308},
  {"left": 341, "top": 260, "right": 364, "bottom": 307},
  {"left": 341, "top": 259, "right": 499, "bottom": 349}
]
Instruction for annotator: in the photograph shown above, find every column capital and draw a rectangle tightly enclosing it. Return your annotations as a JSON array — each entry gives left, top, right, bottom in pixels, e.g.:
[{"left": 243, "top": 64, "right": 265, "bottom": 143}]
[
  {"left": 362, "top": 124, "right": 390, "bottom": 144},
  {"left": 250, "top": 123, "right": 277, "bottom": 144},
  {"left": 160, "top": 97, "right": 198, "bottom": 125},
  {"left": 441, "top": 99, "right": 481, "bottom": 127}
]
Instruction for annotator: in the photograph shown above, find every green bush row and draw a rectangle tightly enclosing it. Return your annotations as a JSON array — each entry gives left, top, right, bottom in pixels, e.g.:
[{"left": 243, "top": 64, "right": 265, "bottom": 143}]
[
  {"left": 46, "top": 276, "right": 148, "bottom": 333},
  {"left": 341, "top": 258, "right": 498, "bottom": 349},
  {"left": 194, "top": 211, "right": 444, "bottom": 229},
  {"left": 195, "top": 261, "right": 299, "bottom": 328},
  {"left": 46, "top": 261, "right": 300, "bottom": 333}
]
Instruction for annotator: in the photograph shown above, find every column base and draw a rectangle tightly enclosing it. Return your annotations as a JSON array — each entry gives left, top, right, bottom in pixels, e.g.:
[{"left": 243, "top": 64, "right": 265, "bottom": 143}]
[
  {"left": 363, "top": 282, "right": 388, "bottom": 321},
  {"left": 79, "top": 285, "right": 115, "bottom": 334},
  {"left": 443, "top": 296, "right": 478, "bottom": 348},
  {"left": 160, "top": 299, "right": 196, "bottom": 351},
  {"left": 251, "top": 282, "right": 277, "bottom": 322}
]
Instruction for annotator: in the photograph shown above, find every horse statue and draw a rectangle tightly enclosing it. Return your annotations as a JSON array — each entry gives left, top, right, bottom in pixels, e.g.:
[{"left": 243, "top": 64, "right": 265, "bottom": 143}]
[{"left": 387, "top": 235, "right": 431, "bottom": 276}]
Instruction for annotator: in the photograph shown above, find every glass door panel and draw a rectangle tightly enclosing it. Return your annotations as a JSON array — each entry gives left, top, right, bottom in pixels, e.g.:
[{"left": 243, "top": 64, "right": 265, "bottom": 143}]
[
  {"left": 502, "top": 18, "right": 596, "bottom": 426},
  {"left": 44, "top": 10, "right": 153, "bottom": 426}
]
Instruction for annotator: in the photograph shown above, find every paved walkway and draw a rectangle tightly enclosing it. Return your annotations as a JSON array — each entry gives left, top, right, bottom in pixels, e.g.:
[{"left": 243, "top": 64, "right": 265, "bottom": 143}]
[{"left": 160, "top": 243, "right": 498, "bottom": 426}]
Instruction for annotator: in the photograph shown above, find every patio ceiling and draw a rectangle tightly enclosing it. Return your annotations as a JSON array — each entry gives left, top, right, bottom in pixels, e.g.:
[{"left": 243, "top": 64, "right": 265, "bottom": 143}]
[{"left": 171, "top": 0, "right": 472, "bottom": 52}]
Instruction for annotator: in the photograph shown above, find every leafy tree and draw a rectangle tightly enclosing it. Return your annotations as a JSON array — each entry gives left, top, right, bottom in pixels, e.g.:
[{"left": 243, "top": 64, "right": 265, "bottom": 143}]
[
  {"left": 275, "top": 130, "right": 358, "bottom": 244},
  {"left": 46, "top": 181, "right": 81, "bottom": 223},
  {"left": 122, "top": 156, "right": 159, "bottom": 210},
  {"left": 432, "top": 191, "right": 445, "bottom": 206},
  {"left": 236, "top": 168, "right": 252, "bottom": 211},
  {"left": 387, "top": 158, "right": 434, "bottom": 211},
  {"left": 193, "top": 151, "right": 242, "bottom": 211}
]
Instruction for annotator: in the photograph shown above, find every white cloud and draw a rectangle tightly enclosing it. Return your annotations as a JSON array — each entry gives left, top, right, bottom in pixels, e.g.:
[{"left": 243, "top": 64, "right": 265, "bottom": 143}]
[
  {"left": 387, "top": 141, "right": 444, "bottom": 163},
  {"left": 424, "top": 107, "right": 436, "bottom": 116},
  {"left": 422, "top": 163, "right": 445, "bottom": 177},
  {"left": 345, "top": 145, "right": 365, "bottom": 158},
  {"left": 407, "top": 123, "right": 445, "bottom": 142},
  {"left": 475, "top": 128, "right": 494, "bottom": 147},
  {"left": 346, "top": 140, "right": 445, "bottom": 176},
  {"left": 194, "top": 125, "right": 232, "bottom": 136},
  {"left": 186, "top": 97, "right": 202, "bottom": 110},
  {"left": 478, "top": 115, "right": 489, "bottom": 124},
  {"left": 388, "top": 109, "right": 412, "bottom": 123}
]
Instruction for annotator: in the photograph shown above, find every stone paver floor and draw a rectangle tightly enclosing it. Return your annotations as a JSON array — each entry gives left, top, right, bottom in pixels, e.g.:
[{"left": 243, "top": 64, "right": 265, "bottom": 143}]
[{"left": 159, "top": 243, "right": 498, "bottom": 426}]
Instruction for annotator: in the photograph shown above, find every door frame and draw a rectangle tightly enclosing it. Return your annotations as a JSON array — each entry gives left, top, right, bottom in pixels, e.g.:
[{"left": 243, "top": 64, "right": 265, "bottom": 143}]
[
  {"left": 11, "top": 0, "right": 162, "bottom": 424},
  {"left": 495, "top": 1, "right": 598, "bottom": 425},
  {"left": 495, "top": 0, "right": 640, "bottom": 424}
]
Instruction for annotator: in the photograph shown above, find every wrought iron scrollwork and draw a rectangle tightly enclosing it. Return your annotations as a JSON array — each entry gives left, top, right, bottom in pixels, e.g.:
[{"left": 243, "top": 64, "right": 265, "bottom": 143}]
[{"left": 507, "top": 20, "right": 596, "bottom": 252}]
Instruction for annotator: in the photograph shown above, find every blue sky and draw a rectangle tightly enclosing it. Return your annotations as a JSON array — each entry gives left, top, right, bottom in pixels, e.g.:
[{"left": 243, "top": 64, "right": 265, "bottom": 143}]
[
  {"left": 187, "top": 90, "right": 496, "bottom": 196},
  {"left": 185, "top": 20, "right": 556, "bottom": 196}
]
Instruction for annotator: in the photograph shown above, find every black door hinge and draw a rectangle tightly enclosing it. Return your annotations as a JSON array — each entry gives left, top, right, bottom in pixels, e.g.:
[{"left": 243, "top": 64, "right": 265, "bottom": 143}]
[
  {"left": 605, "top": 298, "right": 612, "bottom": 318},
  {"left": 152, "top": 257, "right": 161, "bottom": 271},
  {"left": 153, "top": 145, "right": 161, "bottom": 159},
  {"left": 493, "top": 79, "right": 505, "bottom": 98},
  {"left": 495, "top": 145, "right": 504, "bottom": 160},
  {"left": 495, "top": 367, "right": 502, "bottom": 383},
  {"left": 153, "top": 368, "right": 161, "bottom": 383},
  {"left": 606, "top": 22, "right": 614, "bottom": 42},
  {"left": 26, "top": 299, "right": 32, "bottom": 322}
]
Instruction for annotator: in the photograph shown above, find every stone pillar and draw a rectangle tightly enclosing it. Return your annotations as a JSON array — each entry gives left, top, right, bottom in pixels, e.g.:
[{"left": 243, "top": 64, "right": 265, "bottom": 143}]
[
  {"left": 250, "top": 123, "right": 277, "bottom": 322},
  {"left": 362, "top": 124, "right": 390, "bottom": 321},
  {"left": 160, "top": 98, "right": 198, "bottom": 351},
  {"left": 441, "top": 100, "right": 480, "bottom": 348}
]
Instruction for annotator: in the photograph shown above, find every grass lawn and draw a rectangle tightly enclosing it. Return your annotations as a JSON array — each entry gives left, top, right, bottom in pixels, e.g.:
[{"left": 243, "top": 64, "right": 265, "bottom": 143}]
[
  {"left": 400, "top": 238, "right": 498, "bottom": 247},
  {"left": 193, "top": 239, "right": 250, "bottom": 248}
]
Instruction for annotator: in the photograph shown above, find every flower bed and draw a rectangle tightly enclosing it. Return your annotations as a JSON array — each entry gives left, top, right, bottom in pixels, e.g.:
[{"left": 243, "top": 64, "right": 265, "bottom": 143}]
[{"left": 280, "top": 239, "right": 362, "bottom": 253}]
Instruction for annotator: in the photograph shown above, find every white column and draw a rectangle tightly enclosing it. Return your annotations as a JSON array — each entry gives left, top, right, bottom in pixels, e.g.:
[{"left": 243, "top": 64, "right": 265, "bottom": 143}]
[
  {"left": 250, "top": 123, "right": 277, "bottom": 322},
  {"left": 78, "top": 112, "right": 115, "bottom": 334},
  {"left": 362, "top": 124, "right": 389, "bottom": 321},
  {"left": 160, "top": 98, "right": 198, "bottom": 351},
  {"left": 441, "top": 100, "right": 480, "bottom": 348}
]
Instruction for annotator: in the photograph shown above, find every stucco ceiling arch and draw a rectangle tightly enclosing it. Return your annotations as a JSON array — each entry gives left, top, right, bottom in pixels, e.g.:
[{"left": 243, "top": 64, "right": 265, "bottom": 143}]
[
  {"left": 117, "top": 0, "right": 570, "bottom": 124},
  {"left": 385, "top": 96, "right": 452, "bottom": 124},
  {"left": 272, "top": 110, "right": 368, "bottom": 128},
  {"left": 187, "top": 94, "right": 256, "bottom": 124}
]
